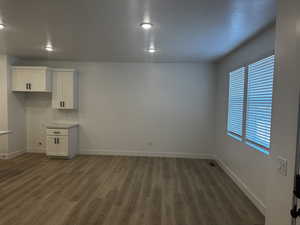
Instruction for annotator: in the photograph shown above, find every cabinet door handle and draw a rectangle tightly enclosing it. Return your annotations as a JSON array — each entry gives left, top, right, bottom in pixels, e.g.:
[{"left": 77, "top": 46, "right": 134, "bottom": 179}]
[
  {"left": 60, "top": 101, "right": 62, "bottom": 107},
  {"left": 63, "top": 101, "right": 65, "bottom": 107},
  {"left": 57, "top": 138, "right": 60, "bottom": 144},
  {"left": 54, "top": 138, "right": 57, "bottom": 144},
  {"left": 26, "top": 83, "right": 28, "bottom": 90},
  {"left": 29, "top": 83, "right": 31, "bottom": 90},
  {"left": 54, "top": 131, "right": 60, "bottom": 134}
]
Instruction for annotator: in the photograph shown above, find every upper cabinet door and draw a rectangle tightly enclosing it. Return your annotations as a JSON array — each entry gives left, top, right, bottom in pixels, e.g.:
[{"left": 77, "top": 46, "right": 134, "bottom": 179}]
[
  {"left": 28, "top": 68, "right": 51, "bottom": 92},
  {"left": 52, "top": 71, "right": 64, "bottom": 109},
  {"left": 12, "top": 68, "right": 28, "bottom": 91},
  {"left": 52, "top": 69, "right": 78, "bottom": 110},
  {"left": 11, "top": 67, "right": 52, "bottom": 92}
]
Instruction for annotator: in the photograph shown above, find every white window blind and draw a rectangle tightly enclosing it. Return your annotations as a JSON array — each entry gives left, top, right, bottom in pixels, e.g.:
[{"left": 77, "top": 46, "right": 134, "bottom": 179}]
[
  {"left": 246, "top": 55, "right": 275, "bottom": 151},
  {"left": 227, "top": 67, "right": 245, "bottom": 137}
]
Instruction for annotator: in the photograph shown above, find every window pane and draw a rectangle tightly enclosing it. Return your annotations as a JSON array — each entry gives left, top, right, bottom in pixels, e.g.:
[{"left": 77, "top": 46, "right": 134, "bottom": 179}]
[
  {"left": 227, "top": 67, "right": 245, "bottom": 137},
  {"left": 246, "top": 55, "right": 275, "bottom": 151}
]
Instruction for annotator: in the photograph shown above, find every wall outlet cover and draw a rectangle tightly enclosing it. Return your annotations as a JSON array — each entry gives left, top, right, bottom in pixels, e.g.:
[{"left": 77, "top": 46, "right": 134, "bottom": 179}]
[{"left": 277, "top": 156, "right": 288, "bottom": 176}]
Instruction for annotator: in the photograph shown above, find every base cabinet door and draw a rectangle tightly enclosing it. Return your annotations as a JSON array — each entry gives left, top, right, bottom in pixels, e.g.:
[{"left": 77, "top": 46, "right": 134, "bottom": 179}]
[{"left": 46, "top": 136, "right": 69, "bottom": 157}]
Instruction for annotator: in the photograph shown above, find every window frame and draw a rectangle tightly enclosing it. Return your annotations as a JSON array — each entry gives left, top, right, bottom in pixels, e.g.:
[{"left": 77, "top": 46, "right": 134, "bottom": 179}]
[
  {"left": 226, "top": 52, "right": 275, "bottom": 155},
  {"left": 227, "top": 67, "right": 246, "bottom": 140}
]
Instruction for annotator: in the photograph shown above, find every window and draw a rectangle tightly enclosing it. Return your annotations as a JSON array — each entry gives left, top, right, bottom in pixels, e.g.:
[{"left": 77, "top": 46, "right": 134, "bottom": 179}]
[
  {"left": 245, "top": 55, "right": 275, "bottom": 154},
  {"left": 227, "top": 67, "right": 245, "bottom": 139},
  {"left": 227, "top": 55, "right": 275, "bottom": 155}
]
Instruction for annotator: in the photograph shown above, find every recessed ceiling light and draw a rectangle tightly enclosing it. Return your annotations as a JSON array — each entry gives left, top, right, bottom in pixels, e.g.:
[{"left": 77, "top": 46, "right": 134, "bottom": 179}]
[
  {"left": 146, "top": 48, "right": 158, "bottom": 53},
  {"left": 0, "top": 24, "right": 6, "bottom": 30},
  {"left": 140, "top": 23, "right": 153, "bottom": 30},
  {"left": 45, "top": 44, "right": 54, "bottom": 52}
]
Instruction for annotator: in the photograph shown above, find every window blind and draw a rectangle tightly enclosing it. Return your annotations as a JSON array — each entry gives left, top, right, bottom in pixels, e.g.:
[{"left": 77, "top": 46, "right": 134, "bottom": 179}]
[
  {"left": 246, "top": 55, "right": 275, "bottom": 150},
  {"left": 227, "top": 67, "right": 245, "bottom": 137}
]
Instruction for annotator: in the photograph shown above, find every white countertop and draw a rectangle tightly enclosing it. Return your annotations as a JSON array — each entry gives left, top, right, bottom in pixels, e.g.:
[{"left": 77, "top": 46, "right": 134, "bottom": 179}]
[
  {"left": 46, "top": 123, "right": 79, "bottom": 129},
  {"left": 0, "top": 130, "right": 11, "bottom": 136}
]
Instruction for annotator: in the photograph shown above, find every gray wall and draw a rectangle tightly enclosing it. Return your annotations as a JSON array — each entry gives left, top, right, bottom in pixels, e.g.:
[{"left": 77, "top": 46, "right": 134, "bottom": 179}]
[
  {"left": 215, "top": 25, "right": 275, "bottom": 214},
  {"left": 19, "top": 62, "right": 217, "bottom": 158}
]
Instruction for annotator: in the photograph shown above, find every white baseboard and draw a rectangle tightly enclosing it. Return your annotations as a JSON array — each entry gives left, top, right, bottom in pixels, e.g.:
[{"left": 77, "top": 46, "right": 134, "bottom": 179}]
[
  {"left": 216, "top": 159, "right": 266, "bottom": 215},
  {"left": 0, "top": 149, "right": 26, "bottom": 160},
  {"left": 80, "top": 149, "right": 216, "bottom": 159},
  {"left": 27, "top": 148, "right": 45, "bottom": 154}
]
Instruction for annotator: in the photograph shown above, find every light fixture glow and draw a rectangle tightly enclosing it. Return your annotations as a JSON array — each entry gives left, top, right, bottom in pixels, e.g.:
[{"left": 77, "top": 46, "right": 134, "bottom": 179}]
[
  {"left": 0, "top": 24, "right": 6, "bottom": 30},
  {"left": 140, "top": 23, "right": 153, "bottom": 30},
  {"left": 146, "top": 48, "right": 158, "bottom": 53},
  {"left": 45, "top": 44, "right": 54, "bottom": 52}
]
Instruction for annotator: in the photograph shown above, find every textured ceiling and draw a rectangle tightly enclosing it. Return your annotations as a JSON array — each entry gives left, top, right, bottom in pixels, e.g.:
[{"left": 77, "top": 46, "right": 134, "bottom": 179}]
[{"left": 0, "top": 0, "right": 276, "bottom": 62}]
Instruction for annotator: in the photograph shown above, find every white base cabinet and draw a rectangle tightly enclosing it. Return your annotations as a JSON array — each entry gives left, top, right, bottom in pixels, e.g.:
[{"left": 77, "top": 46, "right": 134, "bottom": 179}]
[
  {"left": 46, "top": 125, "right": 78, "bottom": 159},
  {"left": 12, "top": 66, "right": 52, "bottom": 92}
]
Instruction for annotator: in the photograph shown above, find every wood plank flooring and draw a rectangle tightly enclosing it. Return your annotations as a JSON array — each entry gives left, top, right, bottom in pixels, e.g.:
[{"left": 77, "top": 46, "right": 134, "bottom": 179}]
[{"left": 0, "top": 154, "right": 264, "bottom": 225}]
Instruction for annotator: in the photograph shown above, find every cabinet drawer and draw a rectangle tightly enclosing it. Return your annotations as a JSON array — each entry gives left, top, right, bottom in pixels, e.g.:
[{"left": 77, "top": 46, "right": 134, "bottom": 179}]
[{"left": 47, "top": 129, "right": 68, "bottom": 136}]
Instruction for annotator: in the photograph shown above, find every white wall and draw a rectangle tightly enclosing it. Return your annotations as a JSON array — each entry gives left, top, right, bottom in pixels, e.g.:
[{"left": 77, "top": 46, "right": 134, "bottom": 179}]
[
  {"left": 0, "top": 55, "right": 26, "bottom": 157},
  {"left": 0, "top": 55, "right": 9, "bottom": 154},
  {"left": 266, "top": 1, "right": 300, "bottom": 224},
  {"left": 7, "top": 57, "right": 27, "bottom": 155},
  {"left": 19, "top": 61, "right": 217, "bottom": 158},
  {"left": 215, "top": 25, "right": 275, "bottom": 214}
]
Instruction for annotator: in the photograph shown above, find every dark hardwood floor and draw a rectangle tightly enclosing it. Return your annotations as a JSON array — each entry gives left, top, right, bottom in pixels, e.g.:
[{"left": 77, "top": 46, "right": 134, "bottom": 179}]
[{"left": 0, "top": 154, "right": 264, "bottom": 225}]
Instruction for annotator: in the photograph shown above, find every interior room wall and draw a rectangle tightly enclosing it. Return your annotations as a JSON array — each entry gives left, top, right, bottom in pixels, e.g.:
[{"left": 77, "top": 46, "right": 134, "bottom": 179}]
[
  {"left": 215, "top": 25, "right": 275, "bottom": 214},
  {"left": 0, "top": 55, "right": 26, "bottom": 157},
  {"left": 266, "top": 1, "right": 300, "bottom": 224},
  {"left": 0, "top": 55, "right": 9, "bottom": 154},
  {"left": 18, "top": 61, "right": 217, "bottom": 158},
  {"left": 7, "top": 57, "right": 27, "bottom": 156}
]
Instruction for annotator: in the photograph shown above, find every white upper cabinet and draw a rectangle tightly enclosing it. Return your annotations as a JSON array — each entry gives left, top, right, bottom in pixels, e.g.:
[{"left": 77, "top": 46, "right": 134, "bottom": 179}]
[
  {"left": 12, "top": 66, "right": 52, "bottom": 92},
  {"left": 52, "top": 69, "right": 78, "bottom": 110}
]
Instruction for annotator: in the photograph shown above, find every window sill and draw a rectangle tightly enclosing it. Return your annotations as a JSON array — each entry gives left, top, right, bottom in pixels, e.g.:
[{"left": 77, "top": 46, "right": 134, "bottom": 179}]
[
  {"left": 227, "top": 132, "right": 242, "bottom": 142},
  {"left": 246, "top": 141, "right": 270, "bottom": 155}
]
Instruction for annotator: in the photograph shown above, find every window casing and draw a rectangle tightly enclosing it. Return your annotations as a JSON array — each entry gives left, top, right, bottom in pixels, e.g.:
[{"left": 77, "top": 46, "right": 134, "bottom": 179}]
[
  {"left": 227, "top": 55, "right": 275, "bottom": 155},
  {"left": 227, "top": 67, "right": 245, "bottom": 139}
]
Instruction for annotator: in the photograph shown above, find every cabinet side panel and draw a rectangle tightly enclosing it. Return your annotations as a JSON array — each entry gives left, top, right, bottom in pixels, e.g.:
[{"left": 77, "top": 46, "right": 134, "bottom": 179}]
[
  {"left": 46, "top": 69, "right": 52, "bottom": 92},
  {"left": 52, "top": 71, "right": 60, "bottom": 108},
  {"left": 74, "top": 71, "right": 78, "bottom": 109},
  {"left": 69, "top": 127, "right": 78, "bottom": 158}
]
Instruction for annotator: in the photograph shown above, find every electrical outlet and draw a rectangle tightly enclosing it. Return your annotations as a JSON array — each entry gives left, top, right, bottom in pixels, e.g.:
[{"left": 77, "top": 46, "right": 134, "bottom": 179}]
[
  {"left": 147, "top": 142, "right": 153, "bottom": 147},
  {"left": 277, "top": 156, "right": 288, "bottom": 176}
]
